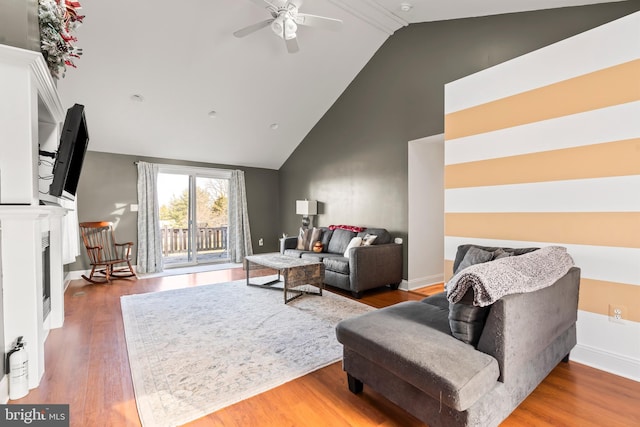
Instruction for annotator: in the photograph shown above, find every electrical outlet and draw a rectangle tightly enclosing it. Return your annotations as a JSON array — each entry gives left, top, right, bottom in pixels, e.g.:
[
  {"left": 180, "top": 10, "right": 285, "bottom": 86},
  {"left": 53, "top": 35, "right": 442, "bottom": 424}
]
[
  {"left": 258, "top": 238, "right": 264, "bottom": 246},
  {"left": 608, "top": 304, "right": 626, "bottom": 324}
]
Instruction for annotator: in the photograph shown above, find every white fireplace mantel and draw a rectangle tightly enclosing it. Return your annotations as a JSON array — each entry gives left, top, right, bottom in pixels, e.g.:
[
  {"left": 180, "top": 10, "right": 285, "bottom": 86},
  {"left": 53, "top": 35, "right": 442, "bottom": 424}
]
[
  {"left": 0, "top": 44, "right": 69, "bottom": 401},
  {"left": 0, "top": 206, "right": 68, "bottom": 390}
]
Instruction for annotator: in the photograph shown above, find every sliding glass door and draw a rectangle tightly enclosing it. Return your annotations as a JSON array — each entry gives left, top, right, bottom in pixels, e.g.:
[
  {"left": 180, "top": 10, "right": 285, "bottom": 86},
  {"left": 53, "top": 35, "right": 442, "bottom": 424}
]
[{"left": 157, "top": 167, "right": 230, "bottom": 268}]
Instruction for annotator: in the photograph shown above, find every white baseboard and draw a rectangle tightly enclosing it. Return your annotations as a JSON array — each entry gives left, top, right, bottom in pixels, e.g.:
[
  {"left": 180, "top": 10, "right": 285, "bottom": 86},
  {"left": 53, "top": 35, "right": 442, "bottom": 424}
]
[
  {"left": 65, "top": 269, "right": 88, "bottom": 281},
  {"left": 571, "top": 343, "right": 640, "bottom": 382},
  {"left": 400, "top": 274, "right": 444, "bottom": 291}
]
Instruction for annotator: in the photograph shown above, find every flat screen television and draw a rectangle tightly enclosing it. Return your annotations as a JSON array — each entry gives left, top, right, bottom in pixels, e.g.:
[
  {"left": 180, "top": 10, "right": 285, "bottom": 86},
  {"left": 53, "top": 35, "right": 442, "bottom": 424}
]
[{"left": 49, "top": 103, "right": 89, "bottom": 200}]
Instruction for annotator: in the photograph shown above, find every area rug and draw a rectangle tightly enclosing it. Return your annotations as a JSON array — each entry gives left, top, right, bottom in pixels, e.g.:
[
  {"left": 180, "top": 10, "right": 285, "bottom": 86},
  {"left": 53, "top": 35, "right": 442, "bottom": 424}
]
[{"left": 120, "top": 277, "right": 375, "bottom": 427}]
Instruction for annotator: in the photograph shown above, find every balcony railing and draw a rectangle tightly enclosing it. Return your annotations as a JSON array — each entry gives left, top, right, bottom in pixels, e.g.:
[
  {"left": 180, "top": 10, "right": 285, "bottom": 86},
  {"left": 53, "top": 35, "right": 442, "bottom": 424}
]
[{"left": 161, "top": 226, "right": 228, "bottom": 256}]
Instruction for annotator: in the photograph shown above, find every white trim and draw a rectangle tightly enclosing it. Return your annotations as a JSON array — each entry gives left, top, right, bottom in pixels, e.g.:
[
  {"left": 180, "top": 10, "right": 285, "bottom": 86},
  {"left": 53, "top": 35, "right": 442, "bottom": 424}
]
[
  {"left": 328, "top": 0, "right": 407, "bottom": 35},
  {"left": 0, "top": 44, "right": 65, "bottom": 122},
  {"left": 65, "top": 270, "right": 87, "bottom": 282},
  {"left": 401, "top": 275, "right": 444, "bottom": 291},
  {"left": 571, "top": 344, "right": 640, "bottom": 382}
]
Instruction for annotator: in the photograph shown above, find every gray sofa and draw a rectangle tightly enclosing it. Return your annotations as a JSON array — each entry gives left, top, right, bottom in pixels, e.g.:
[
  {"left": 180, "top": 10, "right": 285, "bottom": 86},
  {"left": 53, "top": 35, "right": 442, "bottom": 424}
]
[
  {"left": 280, "top": 226, "right": 402, "bottom": 298},
  {"left": 336, "top": 245, "right": 580, "bottom": 427}
]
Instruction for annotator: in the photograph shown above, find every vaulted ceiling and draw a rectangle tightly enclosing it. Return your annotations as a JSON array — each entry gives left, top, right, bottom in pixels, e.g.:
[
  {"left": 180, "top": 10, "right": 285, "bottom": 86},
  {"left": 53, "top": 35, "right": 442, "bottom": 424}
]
[{"left": 57, "top": 0, "right": 624, "bottom": 169}]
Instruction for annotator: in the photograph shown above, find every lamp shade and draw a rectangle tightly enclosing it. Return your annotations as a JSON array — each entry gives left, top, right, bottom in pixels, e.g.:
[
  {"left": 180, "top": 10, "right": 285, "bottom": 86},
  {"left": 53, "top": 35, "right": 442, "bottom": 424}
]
[{"left": 296, "top": 200, "right": 317, "bottom": 216}]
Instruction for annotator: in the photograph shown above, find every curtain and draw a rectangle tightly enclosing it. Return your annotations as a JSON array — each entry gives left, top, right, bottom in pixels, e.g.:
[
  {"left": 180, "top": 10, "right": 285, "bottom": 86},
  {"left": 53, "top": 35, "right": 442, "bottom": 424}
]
[
  {"left": 228, "top": 169, "right": 253, "bottom": 263},
  {"left": 136, "top": 161, "right": 163, "bottom": 273}
]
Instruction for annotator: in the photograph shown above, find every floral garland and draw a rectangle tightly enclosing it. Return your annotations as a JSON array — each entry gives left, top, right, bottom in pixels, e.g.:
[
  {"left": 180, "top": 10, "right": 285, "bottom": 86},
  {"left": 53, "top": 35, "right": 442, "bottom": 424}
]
[{"left": 39, "top": 0, "right": 84, "bottom": 79}]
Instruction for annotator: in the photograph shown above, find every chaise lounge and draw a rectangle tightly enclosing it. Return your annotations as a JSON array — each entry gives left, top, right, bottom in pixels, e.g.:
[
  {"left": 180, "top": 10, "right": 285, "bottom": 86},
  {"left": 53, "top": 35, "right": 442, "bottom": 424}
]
[{"left": 336, "top": 244, "right": 580, "bottom": 426}]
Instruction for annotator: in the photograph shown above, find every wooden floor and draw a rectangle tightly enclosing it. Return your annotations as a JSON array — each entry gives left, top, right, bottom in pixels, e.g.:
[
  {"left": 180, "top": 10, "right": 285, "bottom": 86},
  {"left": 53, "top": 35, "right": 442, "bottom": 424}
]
[{"left": 14, "top": 268, "right": 640, "bottom": 426}]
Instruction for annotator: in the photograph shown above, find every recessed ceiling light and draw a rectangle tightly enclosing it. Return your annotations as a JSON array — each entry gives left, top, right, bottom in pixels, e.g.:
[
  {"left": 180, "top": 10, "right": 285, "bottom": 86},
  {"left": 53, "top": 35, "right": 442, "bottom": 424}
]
[
  {"left": 208, "top": 110, "right": 217, "bottom": 118},
  {"left": 270, "top": 123, "right": 279, "bottom": 130},
  {"left": 399, "top": 2, "right": 413, "bottom": 12},
  {"left": 130, "top": 94, "right": 144, "bottom": 102}
]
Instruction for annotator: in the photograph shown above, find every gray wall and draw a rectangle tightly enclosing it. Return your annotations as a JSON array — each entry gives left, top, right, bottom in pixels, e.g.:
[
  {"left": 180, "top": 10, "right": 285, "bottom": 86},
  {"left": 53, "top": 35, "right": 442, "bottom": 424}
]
[
  {"left": 69, "top": 151, "right": 279, "bottom": 271},
  {"left": 278, "top": 2, "right": 640, "bottom": 278}
]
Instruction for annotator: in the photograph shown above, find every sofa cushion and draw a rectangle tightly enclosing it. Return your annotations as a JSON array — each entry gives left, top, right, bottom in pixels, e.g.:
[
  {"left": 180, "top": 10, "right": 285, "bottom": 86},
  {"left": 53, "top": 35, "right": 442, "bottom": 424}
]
[
  {"left": 357, "top": 228, "right": 392, "bottom": 245},
  {"left": 324, "top": 256, "right": 350, "bottom": 275},
  {"left": 327, "top": 228, "right": 356, "bottom": 254},
  {"left": 283, "top": 249, "right": 304, "bottom": 258},
  {"left": 336, "top": 301, "right": 500, "bottom": 411},
  {"left": 421, "top": 291, "right": 449, "bottom": 311},
  {"left": 320, "top": 228, "right": 333, "bottom": 252},
  {"left": 300, "top": 252, "right": 325, "bottom": 261}
]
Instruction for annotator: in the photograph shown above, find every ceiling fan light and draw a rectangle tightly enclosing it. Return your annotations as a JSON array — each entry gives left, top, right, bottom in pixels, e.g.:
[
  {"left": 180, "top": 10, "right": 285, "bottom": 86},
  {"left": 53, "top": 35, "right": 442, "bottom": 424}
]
[
  {"left": 284, "top": 18, "right": 297, "bottom": 40},
  {"left": 271, "top": 14, "right": 285, "bottom": 36}
]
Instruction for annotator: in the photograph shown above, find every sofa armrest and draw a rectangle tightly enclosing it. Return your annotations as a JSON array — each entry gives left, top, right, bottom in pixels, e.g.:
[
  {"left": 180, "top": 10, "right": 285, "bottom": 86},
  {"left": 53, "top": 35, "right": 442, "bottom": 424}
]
[
  {"left": 280, "top": 236, "right": 298, "bottom": 253},
  {"left": 349, "top": 243, "right": 403, "bottom": 292},
  {"left": 477, "top": 267, "right": 581, "bottom": 383}
]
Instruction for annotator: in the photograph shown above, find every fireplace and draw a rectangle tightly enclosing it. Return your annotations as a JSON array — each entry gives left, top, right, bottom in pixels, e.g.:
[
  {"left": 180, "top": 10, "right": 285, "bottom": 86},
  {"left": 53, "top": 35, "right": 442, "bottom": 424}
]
[{"left": 42, "top": 232, "right": 51, "bottom": 319}]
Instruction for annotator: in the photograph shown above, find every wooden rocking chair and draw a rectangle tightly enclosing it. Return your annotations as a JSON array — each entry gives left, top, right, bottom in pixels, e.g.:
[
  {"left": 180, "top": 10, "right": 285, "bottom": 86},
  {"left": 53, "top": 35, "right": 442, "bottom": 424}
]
[{"left": 79, "top": 221, "right": 137, "bottom": 284}]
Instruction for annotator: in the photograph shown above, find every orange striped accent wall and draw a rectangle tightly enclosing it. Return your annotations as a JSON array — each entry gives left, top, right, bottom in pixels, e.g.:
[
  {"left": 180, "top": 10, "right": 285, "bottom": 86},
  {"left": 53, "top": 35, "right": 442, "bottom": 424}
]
[{"left": 444, "top": 12, "right": 640, "bottom": 378}]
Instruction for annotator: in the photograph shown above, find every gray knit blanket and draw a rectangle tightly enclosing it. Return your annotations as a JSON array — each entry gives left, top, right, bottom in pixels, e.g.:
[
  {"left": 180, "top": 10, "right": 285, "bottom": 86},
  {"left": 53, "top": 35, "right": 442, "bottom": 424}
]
[{"left": 446, "top": 246, "right": 575, "bottom": 307}]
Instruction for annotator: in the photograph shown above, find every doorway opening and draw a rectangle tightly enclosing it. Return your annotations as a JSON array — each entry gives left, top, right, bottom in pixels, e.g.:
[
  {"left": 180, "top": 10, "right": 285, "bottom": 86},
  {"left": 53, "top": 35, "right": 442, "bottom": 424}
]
[{"left": 157, "top": 168, "right": 230, "bottom": 268}]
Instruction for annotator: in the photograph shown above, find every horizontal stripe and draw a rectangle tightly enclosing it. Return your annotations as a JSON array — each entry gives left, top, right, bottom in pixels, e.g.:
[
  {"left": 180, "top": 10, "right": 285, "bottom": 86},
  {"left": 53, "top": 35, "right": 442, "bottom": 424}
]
[
  {"left": 445, "top": 176, "right": 640, "bottom": 213},
  {"left": 576, "top": 311, "right": 640, "bottom": 361},
  {"left": 580, "top": 278, "right": 640, "bottom": 323},
  {"left": 444, "top": 237, "right": 640, "bottom": 286},
  {"left": 444, "top": 101, "right": 640, "bottom": 165},
  {"left": 445, "top": 12, "right": 640, "bottom": 113},
  {"left": 445, "top": 212, "right": 640, "bottom": 248},
  {"left": 444, "top": 259, "right": 454, "bottom": 282},
  {"left": 445, "top": 60, "right": 640, "bottom": 140},
  {"left": 445, "top": 138, "right": 640, "bottom": 189}
]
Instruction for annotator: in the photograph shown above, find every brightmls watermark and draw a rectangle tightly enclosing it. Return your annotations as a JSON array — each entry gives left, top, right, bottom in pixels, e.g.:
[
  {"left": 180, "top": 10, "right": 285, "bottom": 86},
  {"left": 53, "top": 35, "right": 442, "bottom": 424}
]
[{"left": 0, "top": 405, "right": 69, "bottom": 426}]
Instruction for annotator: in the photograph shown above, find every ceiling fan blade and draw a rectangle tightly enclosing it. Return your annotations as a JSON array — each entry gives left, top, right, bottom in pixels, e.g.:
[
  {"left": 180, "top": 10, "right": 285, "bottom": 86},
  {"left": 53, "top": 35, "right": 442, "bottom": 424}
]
[
  {"left": 233, "top": 19, "right": 274, "bottom": 38},
  {"left": 295, "top": 13, "right": 343, "bottom": 31},
  {"left": 285, "top": 36, "right": 299, "bottom": 54},
  {"left": 288, "top": 0, "right": 304, "bottom": 8}
]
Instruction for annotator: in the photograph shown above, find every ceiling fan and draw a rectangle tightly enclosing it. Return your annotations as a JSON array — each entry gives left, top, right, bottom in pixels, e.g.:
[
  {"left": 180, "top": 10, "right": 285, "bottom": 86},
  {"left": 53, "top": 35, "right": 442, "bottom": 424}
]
[{"left": 234, "top": 0, "right": 343, "bottom": 53}]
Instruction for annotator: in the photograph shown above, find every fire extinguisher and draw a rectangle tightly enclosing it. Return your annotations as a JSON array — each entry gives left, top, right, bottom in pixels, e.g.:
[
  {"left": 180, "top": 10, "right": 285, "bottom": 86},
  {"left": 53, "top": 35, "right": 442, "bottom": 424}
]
[{"left": 7, "top": 336, "right": 29, "bottom": 400}]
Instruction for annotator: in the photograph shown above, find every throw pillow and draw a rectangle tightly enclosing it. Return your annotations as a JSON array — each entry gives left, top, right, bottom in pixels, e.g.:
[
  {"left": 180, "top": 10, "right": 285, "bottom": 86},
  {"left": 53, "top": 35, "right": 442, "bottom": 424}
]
[
  {"left": 362, "top": 234, "right": 377, "bottom": 246},
  {"left": 455, "top": 246, "right": 494, "bottom": 274},
  {"left": 296, "top": 227, "right": 310, "bottom": 250},
  {"left": 296, "top": 227, "right": 323, "bottom": 251},
  {"left": 343, "top": 237, "right": 363, "bottom": 257},
  {"left": 492, "top": 248, "right": 513, "bottom": 260},
  {"left": 307, "top": 227, "right": 322, "bottom": 251},
  {"left": 448, "top": 288, "right": 491, "bottom": 347}
]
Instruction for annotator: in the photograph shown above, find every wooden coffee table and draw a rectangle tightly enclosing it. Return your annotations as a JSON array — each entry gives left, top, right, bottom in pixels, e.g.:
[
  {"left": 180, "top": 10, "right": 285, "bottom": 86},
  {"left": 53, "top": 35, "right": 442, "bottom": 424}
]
[{"left": 244, "top": 253, "right": 325, "bottom": 304}]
